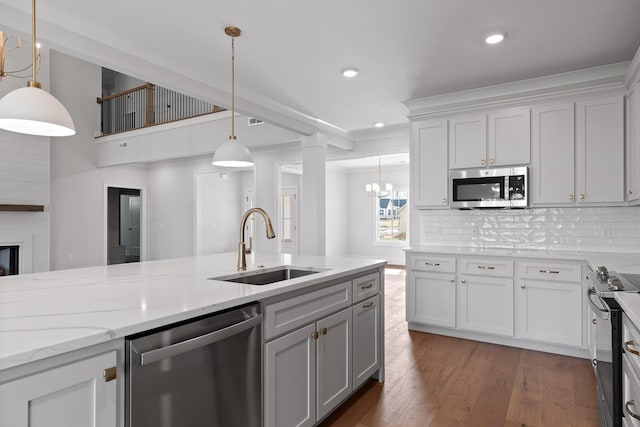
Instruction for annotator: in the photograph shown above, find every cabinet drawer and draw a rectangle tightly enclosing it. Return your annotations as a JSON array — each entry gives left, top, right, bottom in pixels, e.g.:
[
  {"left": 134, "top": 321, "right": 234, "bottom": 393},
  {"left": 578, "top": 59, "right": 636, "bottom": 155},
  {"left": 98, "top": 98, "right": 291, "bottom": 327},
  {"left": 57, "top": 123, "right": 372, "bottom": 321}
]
[
  {"left": 516, "top": 261, "right": 581, "bottom": 282},
  {"left": 264, "top": 282, "right": 351, "bottom": 340},
  {"left": 407, "top": 255, "right": 455, "bottom": 273},
  {"left": 353, "top": 272, "right": 380, "bottom": 303},
  {"left": 624, "top": 315, "right": 640, "bottom": 382},
  {"left": 458, "top": 258, "right": 513, "bottom": 277}
]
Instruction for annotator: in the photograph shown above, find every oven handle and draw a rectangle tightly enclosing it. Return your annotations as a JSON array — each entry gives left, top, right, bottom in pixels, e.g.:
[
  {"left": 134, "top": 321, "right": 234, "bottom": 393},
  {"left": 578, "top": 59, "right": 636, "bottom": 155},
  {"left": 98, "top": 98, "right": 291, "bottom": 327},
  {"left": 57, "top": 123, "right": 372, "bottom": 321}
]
[
  {"left": 134, "top": 314, "right": 263, "bottom": 366},
  {"left": 587, "top": 288, "right": 610, "bottom": 316}
]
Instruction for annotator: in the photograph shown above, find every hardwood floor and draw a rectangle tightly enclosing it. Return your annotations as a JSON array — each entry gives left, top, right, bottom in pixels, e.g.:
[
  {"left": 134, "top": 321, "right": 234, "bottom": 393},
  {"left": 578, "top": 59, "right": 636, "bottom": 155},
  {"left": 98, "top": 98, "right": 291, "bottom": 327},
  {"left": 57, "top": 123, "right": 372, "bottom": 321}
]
[{"left": 319, "top": 266, "right": 599, "bottom": 427}]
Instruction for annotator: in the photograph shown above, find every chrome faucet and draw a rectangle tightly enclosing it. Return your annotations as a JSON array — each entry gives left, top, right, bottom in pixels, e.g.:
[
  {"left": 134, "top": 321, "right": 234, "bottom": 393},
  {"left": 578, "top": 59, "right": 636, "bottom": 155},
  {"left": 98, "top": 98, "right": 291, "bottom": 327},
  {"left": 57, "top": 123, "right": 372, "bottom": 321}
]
[{"left": 238, "top": 207, "right": 276, "bottom": 270}]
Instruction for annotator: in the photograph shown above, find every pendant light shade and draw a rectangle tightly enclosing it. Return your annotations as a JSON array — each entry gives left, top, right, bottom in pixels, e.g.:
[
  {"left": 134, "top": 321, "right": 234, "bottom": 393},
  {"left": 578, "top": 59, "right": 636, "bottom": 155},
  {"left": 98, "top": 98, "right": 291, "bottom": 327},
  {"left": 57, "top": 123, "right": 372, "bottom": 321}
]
[
  {"left": 0, "top": 0, "right": 75, "bottom": 137},
  {"left": 0, "top": 86, "right": 75, "bottom": 136},
  {"left": 211, "top": 26, "right": 253, "bottom": 168}
]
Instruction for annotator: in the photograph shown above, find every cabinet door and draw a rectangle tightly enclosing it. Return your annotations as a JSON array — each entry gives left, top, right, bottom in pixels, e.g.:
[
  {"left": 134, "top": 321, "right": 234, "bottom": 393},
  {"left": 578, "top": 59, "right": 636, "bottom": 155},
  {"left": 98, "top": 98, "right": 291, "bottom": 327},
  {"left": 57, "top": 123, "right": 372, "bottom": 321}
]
[
  {"left": 531, "top": 102, "right": 575, "bottom": 205},
  {"left": 628, "top": 84, "right": 640, "bottom": 202},
  {"left": 576, "top": 95, "right": 624, "bottom": 203},
  {"left": 353, "top": 295, "right": 380, "bottom": 389},
  {"left": 411, "top": 119, "right": 449, "bottom": 208},
  {"left": 406, "top": 271, "right": 456, "bottom": 328},
  {"left": 488, "top": 107, "right": 531, "bottom": 166},
  {"left": 515, "top": 279, "right": 582, "bottom": 347},
  {"left": 457, "top": 275, "right": 514, "bottom": 336},
  {"left": 0, "top": 351, "right": 117, "bottom": 427},
  {"left": 265, "top": 324, "right": 316, "bottom": 427},
  {"left": 449, "top": 114, "right": 487, "bottom": 169},
  {"left": 317, "top": 308, "right": 352, "bottom": 420}
]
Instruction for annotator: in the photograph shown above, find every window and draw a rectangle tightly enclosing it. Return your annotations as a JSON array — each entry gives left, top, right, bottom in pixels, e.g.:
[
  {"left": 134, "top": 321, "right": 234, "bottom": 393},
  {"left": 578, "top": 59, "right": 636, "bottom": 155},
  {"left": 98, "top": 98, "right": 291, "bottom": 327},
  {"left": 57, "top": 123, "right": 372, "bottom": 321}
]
[{"left": 375, "top": 190, "right": 408, "bottom": 242}]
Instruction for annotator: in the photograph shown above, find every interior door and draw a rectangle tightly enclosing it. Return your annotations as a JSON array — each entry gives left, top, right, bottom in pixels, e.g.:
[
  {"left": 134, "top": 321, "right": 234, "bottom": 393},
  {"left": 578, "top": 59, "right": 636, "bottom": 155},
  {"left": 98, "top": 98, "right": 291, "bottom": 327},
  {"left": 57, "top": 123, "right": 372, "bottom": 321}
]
[
  {"left": 279, "top": 188, "right": 298, "bottom": 254},
  {"left": 128, "top": 196, "right": 141, "bottom": 257}
]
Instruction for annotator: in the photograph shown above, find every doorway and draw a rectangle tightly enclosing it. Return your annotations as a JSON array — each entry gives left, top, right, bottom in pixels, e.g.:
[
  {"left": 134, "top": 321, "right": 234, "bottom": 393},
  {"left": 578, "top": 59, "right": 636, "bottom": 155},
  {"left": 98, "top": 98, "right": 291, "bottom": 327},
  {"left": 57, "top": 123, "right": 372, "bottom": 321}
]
[{"left": 107, "top": 187, "right": 141, "bottom": 264}]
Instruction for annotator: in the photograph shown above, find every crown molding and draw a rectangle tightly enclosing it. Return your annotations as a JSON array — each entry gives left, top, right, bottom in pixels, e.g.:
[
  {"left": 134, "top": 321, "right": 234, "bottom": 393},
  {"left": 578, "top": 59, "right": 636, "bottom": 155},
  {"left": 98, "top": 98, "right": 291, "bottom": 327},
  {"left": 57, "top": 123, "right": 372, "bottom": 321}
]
[
  {"left": 624, "top": 45, "right": 640, "bottom": 88},
  {"left": 404, "top": 62, "right": 629, "bottom": 120}
]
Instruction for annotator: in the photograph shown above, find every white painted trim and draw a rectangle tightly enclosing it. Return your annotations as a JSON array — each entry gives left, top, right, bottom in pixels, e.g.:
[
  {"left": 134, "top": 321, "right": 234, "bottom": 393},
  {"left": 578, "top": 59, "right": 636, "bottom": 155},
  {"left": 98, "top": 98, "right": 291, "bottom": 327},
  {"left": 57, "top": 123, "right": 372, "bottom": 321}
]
[
  {"left": 405, "top": 62, "right": 629, "bottom": 120},
  {"left": 95, "top": 111, "right": 233, "bottom": 143},
  {"left": 624, "top": 45, "right": 640, "bottom": 88},
  {"left": 102, "top": 184, "right": 147, "bottom": 265},
  {"left": 0, "top": 231, "right": 33, "bottom": 274}
]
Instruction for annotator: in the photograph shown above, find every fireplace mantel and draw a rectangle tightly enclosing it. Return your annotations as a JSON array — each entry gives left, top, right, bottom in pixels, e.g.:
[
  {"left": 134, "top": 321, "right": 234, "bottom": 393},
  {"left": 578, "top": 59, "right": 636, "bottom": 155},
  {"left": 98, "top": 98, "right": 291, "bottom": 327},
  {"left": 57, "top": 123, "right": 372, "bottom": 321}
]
[{"left": 0, "top": 204, "right": 44, "bottom": 212}]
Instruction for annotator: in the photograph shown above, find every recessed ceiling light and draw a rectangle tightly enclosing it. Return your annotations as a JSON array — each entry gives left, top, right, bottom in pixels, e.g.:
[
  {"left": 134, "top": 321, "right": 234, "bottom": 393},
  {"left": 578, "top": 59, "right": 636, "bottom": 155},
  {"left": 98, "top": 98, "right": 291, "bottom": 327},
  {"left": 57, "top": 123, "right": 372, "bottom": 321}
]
[
  {"left": 485, "top": 32, "right": 506, "bottom": 45},
  {"left": 341, "top": 67, "right": 359, "bottom": 78},
  {"left": 374, "top": 122, "right": 385, "bottom": 128}
]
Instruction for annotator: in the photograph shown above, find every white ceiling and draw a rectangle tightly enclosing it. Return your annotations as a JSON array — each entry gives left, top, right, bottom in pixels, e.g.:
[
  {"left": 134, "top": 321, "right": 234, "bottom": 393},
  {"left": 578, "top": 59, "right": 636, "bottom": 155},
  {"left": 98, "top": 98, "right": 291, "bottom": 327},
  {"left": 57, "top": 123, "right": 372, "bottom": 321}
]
[
  {"left": 2, "top": 0, "right": 640, "bottom": 137},
  {"left": 328, "top": 153, "right": 410, "bottom": 170}
]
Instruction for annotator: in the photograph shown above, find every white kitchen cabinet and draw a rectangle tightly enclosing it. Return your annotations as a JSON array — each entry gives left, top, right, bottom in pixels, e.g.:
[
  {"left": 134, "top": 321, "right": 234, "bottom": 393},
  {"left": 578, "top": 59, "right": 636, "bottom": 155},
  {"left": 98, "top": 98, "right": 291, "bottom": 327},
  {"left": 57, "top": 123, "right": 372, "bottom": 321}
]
[
  {"left": 0, "top": 350, "right": 118, "bottom": 427},
  {"left": 628, "top": 80, "right": 640, "bottom": 203},
  {"left": 576, "top": 95, "right": 624, "bottom": 204},
  {"left": 487, "top": 107, "right": 531, "bottom": 167},
  {"left": 407, "top": 271, "right": 456, "bottom": 328},
  {"left": 531, "top": 102, "right": 575, "bottom": 205},
  {"left": 515, "top": 278, "right": 582, "bottom": 347},
  {"left": 353, "top": 295, "right": 380, "bottom": 389},
  {"left": 457, "top": 274, "right": 514, "bottom": 337},
  {"left": 411, "top": 119, "right": 449, "bottom": 208},
  {"left": 316, "top": 308, "right": 352, "bottom": 421},
  {"left": 449, "top": 114, "right": 487, "bottom": 169},
  {"left": 265, "top": 323, "right": 317, "bottom": 427}
]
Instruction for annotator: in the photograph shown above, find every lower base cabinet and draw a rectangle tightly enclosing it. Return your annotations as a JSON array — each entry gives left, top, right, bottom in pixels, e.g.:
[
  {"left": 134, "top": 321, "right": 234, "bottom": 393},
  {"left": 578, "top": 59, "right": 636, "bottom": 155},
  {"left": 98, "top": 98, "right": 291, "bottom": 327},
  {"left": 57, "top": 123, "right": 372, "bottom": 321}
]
[
  {"left": 515, "top": 279, "right": 582, "bottom": 347},
  {"left": 353, "top": 295, "right": 381, "bottom": 389},
  {"left": 407, "top": 271, "right": 456, "bottom": 328},
  {"left": 265, "top": 308, "right": 352, "bottom": 427},
  {"left": 0, "top": 350, "right": 118, "bottom": 427},
  {"left": 457, "top": 274, "right": 514, "bottom": 337}
]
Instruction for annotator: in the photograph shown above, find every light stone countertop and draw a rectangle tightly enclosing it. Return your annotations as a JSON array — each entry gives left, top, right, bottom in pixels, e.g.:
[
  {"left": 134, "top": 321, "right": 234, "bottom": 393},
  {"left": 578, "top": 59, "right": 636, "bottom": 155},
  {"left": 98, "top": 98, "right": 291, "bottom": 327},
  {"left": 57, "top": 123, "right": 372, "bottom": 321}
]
[
  {"left": 616, "top": 293, "right": 640, "bottom": 329},
  {"left": 0, "top": 253, "right": 385, "bottom": 371},
  {"left": 404, "top": 246, "right": 640, "bottom": 274}
]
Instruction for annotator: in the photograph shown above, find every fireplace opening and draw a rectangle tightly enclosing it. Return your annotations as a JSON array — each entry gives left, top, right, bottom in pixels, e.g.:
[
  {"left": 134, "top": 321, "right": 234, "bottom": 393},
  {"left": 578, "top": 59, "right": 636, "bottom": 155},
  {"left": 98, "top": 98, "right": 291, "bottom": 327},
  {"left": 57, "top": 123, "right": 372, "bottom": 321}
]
[{"left": 0, "top": 245, "right": 19, "bottom": 276}]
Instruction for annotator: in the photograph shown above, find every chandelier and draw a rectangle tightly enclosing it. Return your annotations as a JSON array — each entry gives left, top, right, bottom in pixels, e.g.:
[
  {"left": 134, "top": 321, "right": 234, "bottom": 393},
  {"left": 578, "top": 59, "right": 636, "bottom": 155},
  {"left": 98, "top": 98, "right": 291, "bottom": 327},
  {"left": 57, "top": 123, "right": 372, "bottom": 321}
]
[{"left": 365, "top": 157, "right": 393, "bottom": 198}]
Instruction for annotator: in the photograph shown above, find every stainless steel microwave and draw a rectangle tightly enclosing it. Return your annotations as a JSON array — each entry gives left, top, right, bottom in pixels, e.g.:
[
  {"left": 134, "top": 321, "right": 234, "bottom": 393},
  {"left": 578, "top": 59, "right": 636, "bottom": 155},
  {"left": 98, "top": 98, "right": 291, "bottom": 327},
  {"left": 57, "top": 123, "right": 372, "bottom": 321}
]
[{"left": 450, "top": 167, "right": 528, "bottom": 209}]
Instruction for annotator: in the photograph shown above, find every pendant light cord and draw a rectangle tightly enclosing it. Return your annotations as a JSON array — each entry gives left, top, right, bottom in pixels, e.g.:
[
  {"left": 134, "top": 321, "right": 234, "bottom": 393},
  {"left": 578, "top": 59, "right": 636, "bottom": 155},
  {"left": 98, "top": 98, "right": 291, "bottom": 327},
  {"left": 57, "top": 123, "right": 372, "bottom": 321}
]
[
  {"left": 230, "top": 36, "right": 235, "bottom": 140},
  {"left": 31, "top": 0, "right": 36, "bottom": 83}
]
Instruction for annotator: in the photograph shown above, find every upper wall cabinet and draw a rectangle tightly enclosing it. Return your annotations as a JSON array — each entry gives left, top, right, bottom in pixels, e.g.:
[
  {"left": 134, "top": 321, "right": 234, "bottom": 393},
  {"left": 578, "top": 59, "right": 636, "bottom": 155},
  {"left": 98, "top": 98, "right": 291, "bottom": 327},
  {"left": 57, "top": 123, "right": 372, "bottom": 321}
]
[
  {"left": 531, "top": 103, "right": 575, "bottom": 205},
  {"left": 411, "top": 119, "right": 449, "bottom": 208},
  {"left": 488, "top": 107, "right": 531, "bottom": 167},
  {"left": 575, "top": 95, "right": 624, "bottom": 204},
  {"left": 628, "top": 78, "right": 640, "bottom": 204},
  {"left": 449, "top": 115, "right": 486, "bottom": 169},
  {"left": 449, "top": 108, "right": 531, "bottom": 169}
]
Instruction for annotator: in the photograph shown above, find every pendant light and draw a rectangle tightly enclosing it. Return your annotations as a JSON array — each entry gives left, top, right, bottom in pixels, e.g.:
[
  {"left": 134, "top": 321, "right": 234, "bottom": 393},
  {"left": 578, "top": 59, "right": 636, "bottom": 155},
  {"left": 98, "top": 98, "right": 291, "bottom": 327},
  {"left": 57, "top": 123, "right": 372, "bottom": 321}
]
[
  {"left": 0, "top": 0, "right": 75, "bottom": 137},
  {"left": 365, "top": 157, "right": 393, "bottom": 198},
  {"left": 212, "top": 26, "right": 253, "bottom": 167}
]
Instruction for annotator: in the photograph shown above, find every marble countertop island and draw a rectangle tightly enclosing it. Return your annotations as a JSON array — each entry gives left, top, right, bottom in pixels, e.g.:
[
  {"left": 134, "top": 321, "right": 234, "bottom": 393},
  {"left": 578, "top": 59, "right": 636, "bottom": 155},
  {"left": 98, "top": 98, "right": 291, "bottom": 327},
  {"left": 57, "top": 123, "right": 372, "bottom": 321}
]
[{"left": 0, "top": 253, "right": 385, "bottom": 371}]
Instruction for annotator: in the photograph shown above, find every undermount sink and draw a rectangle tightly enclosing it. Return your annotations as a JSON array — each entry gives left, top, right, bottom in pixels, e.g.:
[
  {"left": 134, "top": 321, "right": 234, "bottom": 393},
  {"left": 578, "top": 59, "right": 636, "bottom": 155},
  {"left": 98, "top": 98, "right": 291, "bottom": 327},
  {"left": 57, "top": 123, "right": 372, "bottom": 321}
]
[{"left": 209, "top": 266, "right": 328, "bottom": 286}]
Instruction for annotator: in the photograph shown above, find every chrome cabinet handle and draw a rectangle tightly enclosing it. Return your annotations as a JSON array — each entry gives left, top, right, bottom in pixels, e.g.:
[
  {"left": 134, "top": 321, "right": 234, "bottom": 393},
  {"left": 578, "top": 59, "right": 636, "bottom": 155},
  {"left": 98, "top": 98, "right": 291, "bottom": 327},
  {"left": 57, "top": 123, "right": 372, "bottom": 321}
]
[
  {"left": 425, "top": 262, "right": 440, "bottom": 266},
  {"left": 569, "top": 194, "right": 574, "bottom": 200},
  {"left": 320, "top": 327, "right": 328, "bottom": 335},
  {"left": 579, "top": 194, "right": 585, "bottom": 200},
  {"left": 481, "top": 159, "right": 486, "bottom": 165},
  {"left": 362, "top": 302, "right": 374, "bottom": 309},
  {"left": 626, "top": 401, "right": 640, "bottom": 420},
  {"left": 625, "top": 340, "right": 640, "bottom": 356},
  {"left": 360, "top": 283, "right": 373, "bottom": 290},
  {"left": 477, "top": 265, "right": 495, "bottom": 270},
  {"left": 539, "top": 269, "right": 560, "bottom": 274},
  {"left": 490, "top": 158, "right": 495, "bottom": 164}
]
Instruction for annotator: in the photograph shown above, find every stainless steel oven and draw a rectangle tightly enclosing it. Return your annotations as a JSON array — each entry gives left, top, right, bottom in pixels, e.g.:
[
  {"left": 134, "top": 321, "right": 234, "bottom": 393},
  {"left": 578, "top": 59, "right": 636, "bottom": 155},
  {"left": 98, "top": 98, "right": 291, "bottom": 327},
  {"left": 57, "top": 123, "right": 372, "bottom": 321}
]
[
  {"left": 450, "top": 166, "right": 528, "bottom": 209},
  {"left": 588, "top": 268, "right": 640, "bottom": 427}
]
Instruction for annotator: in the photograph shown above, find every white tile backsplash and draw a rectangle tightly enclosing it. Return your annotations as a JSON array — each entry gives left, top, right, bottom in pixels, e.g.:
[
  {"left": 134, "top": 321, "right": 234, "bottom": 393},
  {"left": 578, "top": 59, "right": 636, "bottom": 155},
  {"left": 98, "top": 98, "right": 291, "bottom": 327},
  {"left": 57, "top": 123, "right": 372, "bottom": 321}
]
[{"left": 417, "top": 206, "right": 640, "bottom": 252}]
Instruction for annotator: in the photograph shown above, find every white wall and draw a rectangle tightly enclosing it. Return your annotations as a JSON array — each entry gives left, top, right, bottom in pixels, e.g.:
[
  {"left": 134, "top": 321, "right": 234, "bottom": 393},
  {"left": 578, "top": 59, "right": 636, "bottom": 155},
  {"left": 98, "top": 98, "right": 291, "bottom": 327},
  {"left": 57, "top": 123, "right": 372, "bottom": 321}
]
[
  {"left": 325, "top": 167, "right": 348, "bottom": 257},
  {"left": 0, "top": 33, "right": 51, "bottom": 273},
  {"left": 346, "top": 165, "right": 410, "bottom": 265}
]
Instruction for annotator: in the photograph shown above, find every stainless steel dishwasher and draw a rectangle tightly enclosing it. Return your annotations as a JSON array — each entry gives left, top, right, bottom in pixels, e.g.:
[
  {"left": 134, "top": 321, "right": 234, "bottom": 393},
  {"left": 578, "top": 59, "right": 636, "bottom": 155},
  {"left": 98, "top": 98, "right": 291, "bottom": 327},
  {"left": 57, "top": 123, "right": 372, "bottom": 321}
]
[{"left": 126, "top": 303, "right": 262, "bottom": 427}]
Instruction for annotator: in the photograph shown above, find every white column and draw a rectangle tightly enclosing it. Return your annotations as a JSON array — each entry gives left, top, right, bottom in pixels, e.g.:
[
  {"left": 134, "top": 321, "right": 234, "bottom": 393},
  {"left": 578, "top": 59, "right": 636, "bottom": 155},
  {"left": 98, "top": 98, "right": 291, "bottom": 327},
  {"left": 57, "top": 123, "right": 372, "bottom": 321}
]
[
  {"left": 300, "top": 134, "right": 327, "bottom": 255},
  {"left": 253, "top": 156, "right": 278, "bottom": 254}
]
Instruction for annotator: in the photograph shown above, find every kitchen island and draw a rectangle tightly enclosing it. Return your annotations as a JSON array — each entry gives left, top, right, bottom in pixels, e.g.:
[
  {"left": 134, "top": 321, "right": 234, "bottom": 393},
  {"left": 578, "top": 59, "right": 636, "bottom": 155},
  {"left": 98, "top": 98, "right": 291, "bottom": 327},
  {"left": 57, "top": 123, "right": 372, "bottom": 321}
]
[{"left": 0, "top": 253, "right": 386, "bottom": 427}]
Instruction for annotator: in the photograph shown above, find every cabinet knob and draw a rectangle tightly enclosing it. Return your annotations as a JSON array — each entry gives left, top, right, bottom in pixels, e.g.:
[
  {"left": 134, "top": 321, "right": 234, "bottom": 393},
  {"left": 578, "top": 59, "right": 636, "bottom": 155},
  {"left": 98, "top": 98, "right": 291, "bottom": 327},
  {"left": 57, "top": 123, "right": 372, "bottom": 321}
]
[
  {"left": 320, "top": 327, "right": 328, "bottom": 335},
  {"left": 481, "top": 159, "right": 486, "bottom": 165},
  {"left": 579, "top": 194, "right": 585, "bottom": 200},
  {"left": 520, "top": 284, "right": 525, "bottom": 289},
  {"left": 311, "top": 331, "right": 319, "bottom": 340},
  {"left": 461, "top": 279, "right": 466, "bottom": 284},
  {"left": 490, "top": 158, "right": 495, "bottom": 164},
  {"left": 592, "top": 318, "right": 597, "bottom": 325},
  {"left": 442, "top": 198, "right": 447, "bottom": 204},
  {"left": 569, "top": 194, "right": 574, "bottom": 200},
  {"left": 450, "top": 278, "right": 455, "bottom": 283}
]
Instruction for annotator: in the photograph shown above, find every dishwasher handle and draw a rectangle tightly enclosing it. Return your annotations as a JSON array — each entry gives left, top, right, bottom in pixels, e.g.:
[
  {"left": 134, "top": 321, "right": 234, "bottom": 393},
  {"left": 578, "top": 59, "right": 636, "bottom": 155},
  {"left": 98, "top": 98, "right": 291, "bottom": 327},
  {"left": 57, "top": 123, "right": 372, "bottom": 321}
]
[{"left": 134, "top": 314, "right": 263, "bottom": 366}]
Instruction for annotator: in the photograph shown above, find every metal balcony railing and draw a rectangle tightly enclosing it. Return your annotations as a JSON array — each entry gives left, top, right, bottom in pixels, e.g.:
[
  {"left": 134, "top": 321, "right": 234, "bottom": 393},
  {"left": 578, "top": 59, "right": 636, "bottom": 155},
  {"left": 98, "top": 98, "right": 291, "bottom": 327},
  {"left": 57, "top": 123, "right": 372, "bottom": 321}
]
[{"left": 97, "top": 83, "right": 224, "bottom": 137}]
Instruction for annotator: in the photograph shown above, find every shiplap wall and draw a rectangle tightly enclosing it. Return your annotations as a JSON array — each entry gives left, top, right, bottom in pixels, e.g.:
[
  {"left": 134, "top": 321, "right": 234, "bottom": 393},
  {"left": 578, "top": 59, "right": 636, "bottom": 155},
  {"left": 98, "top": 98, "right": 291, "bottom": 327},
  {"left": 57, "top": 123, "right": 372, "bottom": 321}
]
[{"left": 0, "top": 34, "right": 51, "bottom": 273}]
